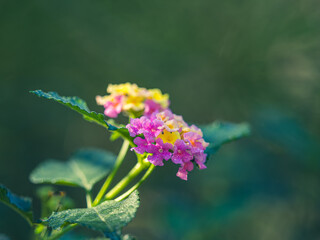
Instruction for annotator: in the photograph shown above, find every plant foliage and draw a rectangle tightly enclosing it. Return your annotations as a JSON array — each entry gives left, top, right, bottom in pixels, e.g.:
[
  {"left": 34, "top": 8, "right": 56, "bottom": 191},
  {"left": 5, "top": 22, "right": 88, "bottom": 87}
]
[
  {"left": 45, "top": 191, "right": 139, "bottom": 235},
  {"left": 201, "top": 121, "right": 250, "bottom": 155},
  {"left": 0, "top": 184, "right": 33, "bottom": 225},
  {"left": 30, "top": 149, "right": 116, "bottom": 191}
]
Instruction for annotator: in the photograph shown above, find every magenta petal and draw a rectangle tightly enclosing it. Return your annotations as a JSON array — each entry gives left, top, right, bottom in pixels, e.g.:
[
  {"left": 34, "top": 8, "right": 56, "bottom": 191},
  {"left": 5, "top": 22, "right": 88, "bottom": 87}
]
[
  {"left": 155, "top": 138, "right": 173, "bottom": 150},
  {"left": 126, "top": 124, "right": 137, "bottom": 137},
  {"left": 103, "top": 95, "right": 123, "bottom": 118},
  {"left": 195, "top": 152, "right": 207, "bottom": 169},
  {"left": 183, "top": 132, "right": 205, "bottom": 150},
  {"left": 162, "top": 151, "right": 172, "bottom": 161},
  {"left": 104, "top": 107, "right": 118, "bottom": 118},
  {"left": 171, "top": 154, "right": 184, "bottom": 164},
  {"left": 185, "top": 161, "right": 194, "bottom": 171},
  {"left": 147, "top": 154, "right": 164, "bottom": 166},
  {"left": 176, "top": 168, "right": 188, "bottom": 180},
  {"left": 144, "top": 99, "right": 163, "bottom": 117},
  {"left": 126, "top": 118, "right": 143, "bottom": 137},
  {"left": 172, "top": 140, "right": 193, "bottom": 164},
  {"left": 147, "top": 138, "right": 172, "bottom": 164},
  {"left": 176, "top": 162, "right": 194, "bottom": 180},
  {"left": 133, "top": 137, "right": 149, "bottom": 154},
  {"left": 143, "top": 132, "right": 156, "bottom": 143}
]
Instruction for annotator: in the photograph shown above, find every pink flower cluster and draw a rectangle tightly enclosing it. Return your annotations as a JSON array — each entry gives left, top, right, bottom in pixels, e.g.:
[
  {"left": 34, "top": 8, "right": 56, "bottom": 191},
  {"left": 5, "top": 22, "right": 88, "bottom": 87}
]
[{"left": 126, "top": 110, "right": 209, "bottom": 180}]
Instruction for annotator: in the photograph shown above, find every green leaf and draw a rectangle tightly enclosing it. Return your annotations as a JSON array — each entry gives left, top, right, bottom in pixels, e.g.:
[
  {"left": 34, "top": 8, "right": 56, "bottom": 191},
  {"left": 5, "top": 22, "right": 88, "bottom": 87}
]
[
  {"left": 116, "top": 127, "right": 134, "bottom": 142},
  {"left": 0, "top": 184, "right": 33, "bottom": 225},
  {"left": 45, "top": 191, "right": 140, "bottom": 234},
  {"left": 201, "top": 121, "right": 250, "bottom": 155},
  {"left": 30, "top": 90, "right": 134, "bottom": 144},
  {"left": 31, "top": 90, "right": 113, "bottom": 129},
  {"left": 30, "top": 149, "right": 117, "bottom": 191}
]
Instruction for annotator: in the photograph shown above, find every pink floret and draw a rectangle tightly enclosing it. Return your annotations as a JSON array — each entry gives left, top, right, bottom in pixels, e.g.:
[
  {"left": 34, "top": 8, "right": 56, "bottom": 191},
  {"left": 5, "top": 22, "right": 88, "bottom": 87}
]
[
  {"left": 171, "top": 139, "right": 193, "bottom": 164},
  {"left": 147, "top": 138, "right": 173, "bottom": 166},
  {"left": 132, "top": 137, "right": 150, "bottom": 154},
  {"left": 150, "top": 109, "right": 174, "bottom": 122},
  {"left": 194, "top": 152, "right": 207, "bottom": 169},
  {"left": 176, "top": 161, "right": 194, "bottom": 180},
  {"left": 103, "top": 95, "right": 123, "bottom": 118},
  {"left": 184, "top": 132, "right": 203, "bottom": 148},
  {"left": 126, "top": 116, "right": 164, "bottom": 142},
  {"left": 126, "top": 118, "right": 143, "bottom": 137},
  {"left": 183, "top": 132, "right": 206, "bottom": 153},
  {"left": 144, "top": 99, "right": 163, "bottom": 117},
  {"left": 142, "top": 118, "right": 164, "bottom": 142}
]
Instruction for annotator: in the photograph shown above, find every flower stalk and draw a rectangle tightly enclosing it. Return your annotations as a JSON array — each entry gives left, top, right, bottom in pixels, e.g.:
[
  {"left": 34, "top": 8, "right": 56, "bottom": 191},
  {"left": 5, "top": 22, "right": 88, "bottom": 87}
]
[
  {"left": 93, "top": 140, "right": 130, "bottom": 206},
  {"left": 104, "top": 160, "right": 149, "bottom": 200},
  {"left": 115, "top": 164, "right": 155, "bottom": 202},
  {"left": 47, "top": 224, "right": 77, "bottom": 240}
]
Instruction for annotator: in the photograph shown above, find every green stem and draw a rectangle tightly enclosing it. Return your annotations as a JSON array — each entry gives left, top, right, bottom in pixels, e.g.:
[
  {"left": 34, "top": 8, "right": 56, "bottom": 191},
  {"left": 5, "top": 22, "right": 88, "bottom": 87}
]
[
  {"left": 47, "top": 224, "right": 77, "bottom": 240},
  {"left": 104, "top": 162, "right": 146, "bottom": 200},
  {"left": 86, "top": 191, "right": 92, "bottom": 208},
  {"left": 115, "top": 164, "right": 155, "bottom": 202},
  {"left": 93, "top": 140, "right": 130, "bottom": 206}
]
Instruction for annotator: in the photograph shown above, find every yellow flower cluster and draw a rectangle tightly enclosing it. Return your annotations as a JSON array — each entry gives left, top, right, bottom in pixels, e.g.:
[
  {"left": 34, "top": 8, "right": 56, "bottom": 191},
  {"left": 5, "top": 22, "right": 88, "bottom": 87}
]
[{"left": 96, "top": 83, "right": 169, "bottom": 117}]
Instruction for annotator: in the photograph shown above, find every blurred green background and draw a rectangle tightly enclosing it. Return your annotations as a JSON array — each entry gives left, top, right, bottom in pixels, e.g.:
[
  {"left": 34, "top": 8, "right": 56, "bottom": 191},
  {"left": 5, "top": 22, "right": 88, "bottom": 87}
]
[{"left": 1, "top": 0, "right": 320, "bottom": 239}]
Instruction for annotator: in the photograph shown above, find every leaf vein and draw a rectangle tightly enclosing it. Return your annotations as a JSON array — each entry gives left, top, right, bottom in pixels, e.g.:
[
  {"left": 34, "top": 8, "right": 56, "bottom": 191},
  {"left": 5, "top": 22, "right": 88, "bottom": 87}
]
[
  {"left": 93, "top": 207, "right": 112, "bottom": 231},
  {"left": 69, "top": 160, "right": 91, "bottom": 190}
]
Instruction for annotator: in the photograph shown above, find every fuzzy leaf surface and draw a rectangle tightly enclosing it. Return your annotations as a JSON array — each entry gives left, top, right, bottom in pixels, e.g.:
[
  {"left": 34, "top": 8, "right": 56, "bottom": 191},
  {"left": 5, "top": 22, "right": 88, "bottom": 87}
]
[
  {"left": 30, "top": 149, "right": 116, "bottom": 191},
  {"left": 0, "top": 184, "right": 33, "bottom": 224},
  {"left": 45, "top": 191, "right": 140, "bottom": 234},
  {"left": 201, "top": 121, "right": 250, "bottom": 155},
  {"left": 30, "top": 90, "right": 114, "bottom": 129},
  {"left": 30, "top": 90, "right": 134, "bottom": 143}
]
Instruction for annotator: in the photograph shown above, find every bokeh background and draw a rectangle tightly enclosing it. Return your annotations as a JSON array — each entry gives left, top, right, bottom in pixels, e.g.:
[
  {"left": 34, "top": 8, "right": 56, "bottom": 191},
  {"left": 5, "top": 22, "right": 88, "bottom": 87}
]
[{"left": 1, "top": 0, "right": 320, "bottom": 239}]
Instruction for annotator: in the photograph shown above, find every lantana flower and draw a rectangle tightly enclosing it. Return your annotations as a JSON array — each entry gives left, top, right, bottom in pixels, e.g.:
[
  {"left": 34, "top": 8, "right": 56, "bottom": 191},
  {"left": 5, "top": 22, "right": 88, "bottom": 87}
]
[
  {"left": 126, "top": 109, "right": 209, "bottom": 180},
  {"left": 96, "top": 83, "right": 169, "bottom": 118}
]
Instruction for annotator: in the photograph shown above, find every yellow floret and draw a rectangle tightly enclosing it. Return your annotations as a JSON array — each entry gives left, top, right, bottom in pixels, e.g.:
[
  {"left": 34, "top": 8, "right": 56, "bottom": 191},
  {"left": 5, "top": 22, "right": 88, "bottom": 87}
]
[
  {"left": 157, "top": 129, "right": 181, "bottom": 145},
  {"left": 96, "top": 95, "right": 113, "bottom": 105},
  {"left": 123, "top": 95, "right": 145, "bottom": 111},
  {"left": 148, "top": 89, "right": 169, "bottom": 107},
  {"left": 107, "top": 83, "right": 140, "bottom": 95}
]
